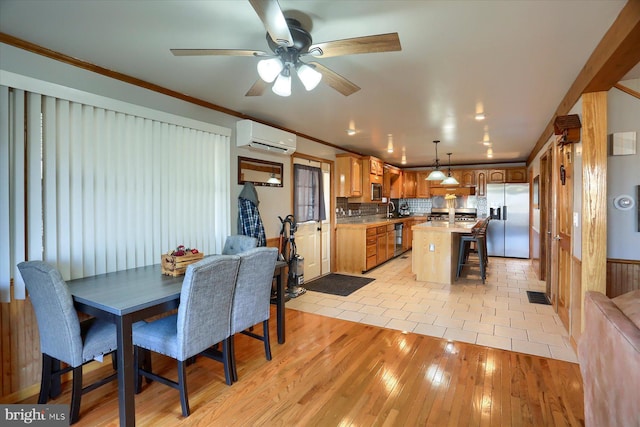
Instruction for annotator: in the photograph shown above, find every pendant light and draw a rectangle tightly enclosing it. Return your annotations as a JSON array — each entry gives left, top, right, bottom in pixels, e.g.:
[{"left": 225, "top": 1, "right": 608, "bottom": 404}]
[
  {"left": 426, "top": 140, "right": 446, "bottom": 180},
  {"left": 441, "top": 153, "right": 459, "bottom": 185}
]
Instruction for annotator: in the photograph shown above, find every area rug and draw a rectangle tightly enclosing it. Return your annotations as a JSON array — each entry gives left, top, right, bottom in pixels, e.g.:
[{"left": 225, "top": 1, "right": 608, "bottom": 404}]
[
  {"left": 526, "top": 291, "right": 551, "bottom": 305},
  {"left": 304, "top": 274, "right": 375, "bottom": 297}
]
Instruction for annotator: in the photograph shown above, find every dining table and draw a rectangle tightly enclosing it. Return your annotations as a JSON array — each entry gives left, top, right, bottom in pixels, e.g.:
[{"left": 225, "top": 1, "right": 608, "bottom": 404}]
[{"left": 67, "top": 259, "right": 286, "bottom": 427}]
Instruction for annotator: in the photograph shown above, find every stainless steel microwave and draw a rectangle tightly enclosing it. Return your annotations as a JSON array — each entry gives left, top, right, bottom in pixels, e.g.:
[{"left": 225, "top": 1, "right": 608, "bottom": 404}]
[{"left": 371, "top": 183, "right": 382, "bottom": 201}]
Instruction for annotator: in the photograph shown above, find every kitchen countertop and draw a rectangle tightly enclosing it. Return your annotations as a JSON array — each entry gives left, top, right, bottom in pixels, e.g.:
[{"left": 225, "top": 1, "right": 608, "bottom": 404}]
[
  {"left": 412, "top": 220, "right": 479, "bottom": 233},
  {"left": 336, "top": 215, "right": 427, "bottom": 228}
]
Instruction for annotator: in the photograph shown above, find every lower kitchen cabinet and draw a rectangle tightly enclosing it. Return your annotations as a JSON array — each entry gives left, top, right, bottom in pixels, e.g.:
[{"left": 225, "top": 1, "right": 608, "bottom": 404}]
[{"left": 336, "top": 217, "right": 427, "bottom": 274}]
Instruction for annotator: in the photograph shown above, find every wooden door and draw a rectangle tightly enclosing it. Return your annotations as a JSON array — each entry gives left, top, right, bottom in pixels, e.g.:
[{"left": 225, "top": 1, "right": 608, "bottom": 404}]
[{"left": 555, "top": 144, "right": 573, "bottom": 330}]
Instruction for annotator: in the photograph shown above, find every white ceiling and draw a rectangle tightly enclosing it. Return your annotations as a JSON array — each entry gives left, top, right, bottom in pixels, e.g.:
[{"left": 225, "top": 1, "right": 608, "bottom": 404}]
[{"left": 1, "top": 0, "right": 636, "bottom": 167}]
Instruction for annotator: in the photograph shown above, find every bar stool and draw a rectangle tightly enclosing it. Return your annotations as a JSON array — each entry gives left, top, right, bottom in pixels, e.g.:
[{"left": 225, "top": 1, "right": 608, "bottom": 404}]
[{"left": 456, "top": 218, "right": 489, "bottom": 284}]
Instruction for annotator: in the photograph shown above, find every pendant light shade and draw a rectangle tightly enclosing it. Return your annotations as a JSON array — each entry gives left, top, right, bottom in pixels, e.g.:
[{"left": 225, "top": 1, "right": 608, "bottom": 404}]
[
  {"left": 257, "top": 57, "right": 284, "bottom": 83},
  {"left": 426, "top": 140, "right": 446, "bottom": 181},
  {"left": 441, "top": 152, "right": 459, "bottom": 185}
]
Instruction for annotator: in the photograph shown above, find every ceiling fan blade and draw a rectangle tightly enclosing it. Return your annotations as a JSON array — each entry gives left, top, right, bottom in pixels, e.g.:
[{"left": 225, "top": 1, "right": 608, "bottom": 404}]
[
  {"left": 245, "top": 79, "right": 269, "bottom": 96},
  {"left": 308, "top": 62, "right": 360, "bottom": 96},
  {"left": 248, "top": 0, "right": 294, "bottom": 47},
  {"left": 171, "top": 49, "right": 268, "bottom": 57},
  {"left": 309, "top": 33, "right": 401, "bottom": 58}
]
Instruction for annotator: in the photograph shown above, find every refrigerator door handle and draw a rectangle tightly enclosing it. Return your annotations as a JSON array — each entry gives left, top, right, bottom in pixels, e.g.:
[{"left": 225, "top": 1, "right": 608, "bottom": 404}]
[{"left": 503, "top": 205, "right": 507, "bottom": 221}]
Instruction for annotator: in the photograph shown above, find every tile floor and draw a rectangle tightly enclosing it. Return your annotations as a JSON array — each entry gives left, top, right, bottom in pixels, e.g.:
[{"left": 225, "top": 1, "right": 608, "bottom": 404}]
[{"left": 286, "top": 251, "right": 578, "bottom": 363}]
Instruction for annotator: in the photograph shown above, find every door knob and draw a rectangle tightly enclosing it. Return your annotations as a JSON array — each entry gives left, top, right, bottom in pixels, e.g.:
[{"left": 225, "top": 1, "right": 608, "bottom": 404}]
[
  {"left": 554, "top": 235, "right": 562, "bottom": 241},
  {"left": 317, "top": 227, "right": 322, "bottom": 231}
]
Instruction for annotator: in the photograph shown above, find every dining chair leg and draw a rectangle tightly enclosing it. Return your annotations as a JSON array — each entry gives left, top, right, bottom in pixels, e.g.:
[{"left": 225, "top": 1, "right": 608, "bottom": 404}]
[
  {"left": 263, "top": 320, "right": 272, "bottom": 361},
  {"left": 222, "top": 339, "right": 232, "bottom": 386},
  {"left": 134, "top": 347, "right": 142, "bottom": 394},
  {"left": 38, "top": 354, "right": 52, "bottom": 404},
  {"left": 177, "top": 361, "right": 190, "bottom": 417},
  {"left": 69, "top": 366, "right": 83, "bottom": 424},
  {"left": 229, "top": 336, "right": 238, "bottom": 383}
]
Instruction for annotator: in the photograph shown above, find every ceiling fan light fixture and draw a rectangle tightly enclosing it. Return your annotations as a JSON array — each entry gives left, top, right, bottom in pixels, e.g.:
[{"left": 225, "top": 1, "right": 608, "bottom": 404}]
[
  {"left": 257, "top": 57, "right": 284, "bottom": 83},
  {"left": 297, "top": 63, "right": 322, "bottom": 91},
  {"left": 272, "top": 69, "right": 292, "bottom": 97}
]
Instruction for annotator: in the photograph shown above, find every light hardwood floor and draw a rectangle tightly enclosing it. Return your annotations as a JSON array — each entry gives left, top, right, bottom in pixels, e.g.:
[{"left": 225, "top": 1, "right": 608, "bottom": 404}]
[{"left": 20, "top": 306, "right": 584, "bottom": 426}]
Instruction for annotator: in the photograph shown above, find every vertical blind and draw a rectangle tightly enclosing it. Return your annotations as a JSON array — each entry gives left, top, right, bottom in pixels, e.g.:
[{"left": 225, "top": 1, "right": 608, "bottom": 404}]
[{"left": 0, "top": 85, "right": 231, "bottom": 302}]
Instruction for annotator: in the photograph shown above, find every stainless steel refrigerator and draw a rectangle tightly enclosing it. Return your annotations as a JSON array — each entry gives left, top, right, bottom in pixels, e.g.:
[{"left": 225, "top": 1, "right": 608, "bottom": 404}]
[{"left": 486, "top": 183, "right": 529, "bottom": 258}]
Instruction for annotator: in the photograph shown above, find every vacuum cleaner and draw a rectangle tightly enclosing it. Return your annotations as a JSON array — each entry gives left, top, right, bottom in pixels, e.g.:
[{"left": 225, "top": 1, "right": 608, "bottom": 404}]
[{"left": 278, "top": 214, "right": 306, "bottom": 298}]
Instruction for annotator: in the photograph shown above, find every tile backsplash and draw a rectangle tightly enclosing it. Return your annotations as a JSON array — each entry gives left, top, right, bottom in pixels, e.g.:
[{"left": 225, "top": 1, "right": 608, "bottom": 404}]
[{"left": 336, "top": 196, "right": 488, "bottom": 218}]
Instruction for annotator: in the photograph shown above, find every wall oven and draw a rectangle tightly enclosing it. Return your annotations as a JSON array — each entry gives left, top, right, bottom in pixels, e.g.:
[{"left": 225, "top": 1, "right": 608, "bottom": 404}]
[{"left": 371, "top": 183, "right": 382, "bottom": 201}]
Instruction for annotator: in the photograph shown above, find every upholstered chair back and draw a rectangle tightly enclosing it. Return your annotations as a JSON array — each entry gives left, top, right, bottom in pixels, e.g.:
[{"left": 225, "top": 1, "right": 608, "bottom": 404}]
[
  {"left": 222, "top": 235, "right": 258, "bottom": 255},
  {"left": 176, "top": 255, "right": 240, "bottom": 360},
  {"left": 17, "top": 261, "right": 84, "bottom": 367},
  {"left": 231, "top": 247, "right": 278, "bottom": 334}
]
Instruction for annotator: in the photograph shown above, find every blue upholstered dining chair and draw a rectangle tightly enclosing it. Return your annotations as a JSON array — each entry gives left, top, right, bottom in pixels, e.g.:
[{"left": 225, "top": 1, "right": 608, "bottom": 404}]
[
  {"left": 228, "top": 247, "right": 278, "bottom": 382},
  {"left": 17, "top": 261, "right": 118, "bottom": 425},
  {"left": 132, "top": 255, "right": 241, "bottom": 417},
  {"left": 221, "top": 235, "right": 258, "bottom": 255}
]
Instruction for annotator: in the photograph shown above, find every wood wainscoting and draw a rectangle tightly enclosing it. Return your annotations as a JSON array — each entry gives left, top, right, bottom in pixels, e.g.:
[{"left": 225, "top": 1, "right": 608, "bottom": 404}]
[
  {"left": 607, "top": 258, "right": 640, "bottom": 298},
  {"left": 570, "top": 256, "right": 582, "bottom": 348},
  {"left": 0, "top": 292, "right": 40, "bottom": 400}
]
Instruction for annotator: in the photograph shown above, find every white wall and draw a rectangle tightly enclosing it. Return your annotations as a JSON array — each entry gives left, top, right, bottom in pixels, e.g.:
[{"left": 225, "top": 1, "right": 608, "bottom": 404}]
[
  {"left": 607, "top": 80, "right": 640, "bottom": 260},
  {"left": 1, "top": 42, "right": 347, "bottom": 240}
]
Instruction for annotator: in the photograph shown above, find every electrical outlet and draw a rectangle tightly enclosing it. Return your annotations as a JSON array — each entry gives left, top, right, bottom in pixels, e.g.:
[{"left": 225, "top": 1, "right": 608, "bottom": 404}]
[{"left": 429, "top": 243, "right": 435, "bottom": 252}]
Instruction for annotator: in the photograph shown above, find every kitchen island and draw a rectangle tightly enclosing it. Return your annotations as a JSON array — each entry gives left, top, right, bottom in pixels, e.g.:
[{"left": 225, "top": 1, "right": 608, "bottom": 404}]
[
  {"left": 412, "top": 221, "right": 479, "bottom": 285},
  {"left": 336, "top": 216, "right": 427, "bottom": 274}
]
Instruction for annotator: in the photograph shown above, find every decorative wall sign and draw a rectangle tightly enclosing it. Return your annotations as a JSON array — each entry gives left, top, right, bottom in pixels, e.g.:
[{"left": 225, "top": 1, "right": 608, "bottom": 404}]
[{"left": 611, "top": 131, "right": 636, "bottom": 156}]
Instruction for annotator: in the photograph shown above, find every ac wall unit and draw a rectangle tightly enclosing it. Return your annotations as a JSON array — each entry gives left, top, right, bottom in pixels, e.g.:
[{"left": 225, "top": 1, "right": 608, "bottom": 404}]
[{"left": 236, "top": 120, "right": 296, "bottom": 155}]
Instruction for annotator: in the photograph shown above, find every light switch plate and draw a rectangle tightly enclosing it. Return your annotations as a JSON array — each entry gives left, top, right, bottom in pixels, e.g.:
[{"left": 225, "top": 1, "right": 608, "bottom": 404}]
[{"left": 573, "top": 212, "right": 579, "bottom": 227}]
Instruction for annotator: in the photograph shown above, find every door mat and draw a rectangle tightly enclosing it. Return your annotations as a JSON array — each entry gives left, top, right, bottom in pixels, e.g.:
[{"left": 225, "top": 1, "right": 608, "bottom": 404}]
[
  {"left": 526, "top": 291, "right": 551, "bottom": 305},
  {"left": 304, "top": 274, "right": 375, "bottom": 297}
]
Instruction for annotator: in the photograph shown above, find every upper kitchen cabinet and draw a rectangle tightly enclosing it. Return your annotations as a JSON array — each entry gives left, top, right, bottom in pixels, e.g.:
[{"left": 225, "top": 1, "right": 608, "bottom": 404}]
[
  {"left": 416, "top": 171, "right": 431, "bottom": 198},
  {"left": 506, "top": 167, "right": 527, "bottom": 183},
  {"left": 369, "top": 157, "right": 384, "bottom": 179},
  {"left": 475, "top": 170, "right": 487, "bottom": 197},
  {"left": 383, "top": 165, "right": 402, "bottom": 199},
  {"left": 487, "top": 167, "right": 527, "bottom": 184},
  {"left": 336, "top": 154, "right": 363, "bottom": 197},
  {"left": 459, "top": 170, "right": 476, "bottom": 187},
  {"left": 403, "top": 171, "right": 417, "bottom": 198},
  {"left": 487, "top": 169, "right": 506, "bottom": 183}
]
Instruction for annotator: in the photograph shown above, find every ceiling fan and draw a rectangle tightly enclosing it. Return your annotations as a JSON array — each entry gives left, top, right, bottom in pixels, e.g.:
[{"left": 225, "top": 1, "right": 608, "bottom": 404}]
[{"left": 170, "top": 0, "right": 401, "bottom": 97}]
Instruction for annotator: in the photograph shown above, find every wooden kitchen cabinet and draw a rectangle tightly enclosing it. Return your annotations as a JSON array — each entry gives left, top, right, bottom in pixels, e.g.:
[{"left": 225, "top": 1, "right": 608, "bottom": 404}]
[
  {"left": 506, "top": 167, "right": 527, "bottom": 183},
  {"left": 487, "top": 169, "right": 506, "bottom": 183},
  {"left": 365, "top": 227, "right": 377, "bottom": 270},
  {"left": 369, "top": 157, "right": 384, "bottom": 177},
  {"left": 475, "top": 169, "right": 487, "bottom": 197},
  {"left": 459, "top": 170, "right": 476, "bottom": 187},
  {"left": 403, "top": 171, "right": 417, "bottom": 198},
  {"left": 383, "top": 164, "right": 402, "bottom": 199},
  {"left": 336, "top": 154, "right": 362, "bottom": 197},
  {"left": 387, "top": 227, "right": 395, "bottom": 261},
  {"left": 416, "top": 171, "right": 431, "bottom": 197}
]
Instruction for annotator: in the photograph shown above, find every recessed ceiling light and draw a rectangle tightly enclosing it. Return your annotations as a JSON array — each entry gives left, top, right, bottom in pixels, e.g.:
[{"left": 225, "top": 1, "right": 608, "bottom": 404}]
[
  {"left": 487, "top": 148, "right": 493, "bottom": 158},
  {"left": 475, "top": 113, "right": 486, "bottom": 121},
  {"left": 346, "top": 129, "right": 356, "bottom": 136},
  {"left": 387, "top": 134, "right": 393, "bottom": 153}
]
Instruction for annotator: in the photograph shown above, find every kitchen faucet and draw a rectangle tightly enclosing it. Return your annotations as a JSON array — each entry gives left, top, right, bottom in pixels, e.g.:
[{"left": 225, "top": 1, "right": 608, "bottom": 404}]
[{"left": 387, "top": 201, "right": 395, "bottom": 218}]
